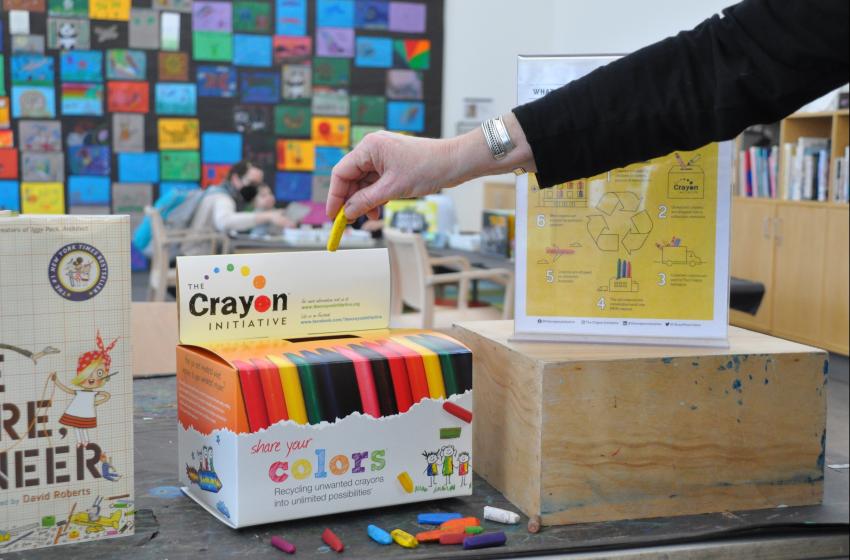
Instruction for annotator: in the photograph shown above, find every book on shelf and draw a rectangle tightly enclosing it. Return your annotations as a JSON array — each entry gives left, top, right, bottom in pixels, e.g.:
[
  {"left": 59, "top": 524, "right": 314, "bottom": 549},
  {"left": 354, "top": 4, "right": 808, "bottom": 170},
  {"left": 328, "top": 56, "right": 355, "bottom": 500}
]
[
  {"left": 737, "top": 145, "right": 778, "bottom": 198},
  {"left": 833, "top": 145, "right": 849, "bottom": 204},
  {"left": 782, "top": 136, "right": 831, "bottom": 201}
]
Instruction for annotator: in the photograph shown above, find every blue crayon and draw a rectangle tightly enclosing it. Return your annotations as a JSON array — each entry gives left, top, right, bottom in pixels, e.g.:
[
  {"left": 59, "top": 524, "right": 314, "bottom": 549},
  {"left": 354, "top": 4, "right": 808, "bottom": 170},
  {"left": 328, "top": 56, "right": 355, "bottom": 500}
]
[
  {"left": 463, "top": 531, "right": 507, "bottom": 550},
  {"left": 417, "top": 512, "right": 463, "bottom": 525},
  {"left": 367, "top": 524, "right": 392, "bottom": 545}
]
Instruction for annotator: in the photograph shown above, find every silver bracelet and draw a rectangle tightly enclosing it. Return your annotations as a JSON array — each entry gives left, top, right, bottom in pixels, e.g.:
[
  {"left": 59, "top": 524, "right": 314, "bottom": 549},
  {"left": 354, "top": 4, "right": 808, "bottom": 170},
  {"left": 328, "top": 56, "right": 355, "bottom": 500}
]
[
  {"left": 492, "top": 116, "right": 515, "bottom": 153},
  {"left": 482, "top": 115, "right": 527, "bottom": 175},
  {"left": 481, "top": 118, "right": 507, "bottom": 160}
]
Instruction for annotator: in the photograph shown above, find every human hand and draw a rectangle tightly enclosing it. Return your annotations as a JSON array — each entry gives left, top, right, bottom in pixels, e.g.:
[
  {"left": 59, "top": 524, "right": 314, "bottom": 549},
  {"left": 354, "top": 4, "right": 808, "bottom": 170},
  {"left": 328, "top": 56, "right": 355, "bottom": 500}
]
[
  {"left": 270, "top": 213, "right": 297, "bottom": 229},
  {"left": 259, "top": 210, "right": 296, "bottom": 229},
  {"left": 327, "top": 114, "right": 535, "bottom": 221},
  {"left": 326, "top": 131, "right": 463, "bottom": 221}
]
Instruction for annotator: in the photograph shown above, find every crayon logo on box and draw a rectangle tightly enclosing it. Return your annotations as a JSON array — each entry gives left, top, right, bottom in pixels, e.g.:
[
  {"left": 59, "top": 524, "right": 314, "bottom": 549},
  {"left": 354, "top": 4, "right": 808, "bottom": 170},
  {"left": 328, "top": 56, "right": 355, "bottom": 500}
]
[
  {"left": 189, "top": 263, "right": 288, "bottom": 328},
  {"left": 48, "top": 243, "right": 109, "bottom": 302}
]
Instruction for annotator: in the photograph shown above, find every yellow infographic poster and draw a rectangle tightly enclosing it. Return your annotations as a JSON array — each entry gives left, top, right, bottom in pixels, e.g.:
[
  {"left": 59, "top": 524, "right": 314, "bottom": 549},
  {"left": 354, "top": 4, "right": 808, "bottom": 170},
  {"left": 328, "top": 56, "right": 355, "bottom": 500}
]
[{"left": 514, "top": 56, "right": 731, "bottom": 346}]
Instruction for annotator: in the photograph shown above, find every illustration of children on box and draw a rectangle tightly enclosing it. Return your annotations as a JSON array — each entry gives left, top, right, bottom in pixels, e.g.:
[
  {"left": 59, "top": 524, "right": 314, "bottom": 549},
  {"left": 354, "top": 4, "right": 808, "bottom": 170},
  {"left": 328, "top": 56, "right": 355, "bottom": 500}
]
[
  {"left": 440, "top": 445, "right": 456, "bottom": 485},
  {"left": 50, "top": 331, "right": 118, "bottom": 449},
  {"left": 186, "top": 445, "right": 223, "bottom": 492},
  {"left": 458, "top": 451, "right": 471, "bottom": 486},
  {"left": 423, "top": 450, "right": 440, "bottom": 487}
]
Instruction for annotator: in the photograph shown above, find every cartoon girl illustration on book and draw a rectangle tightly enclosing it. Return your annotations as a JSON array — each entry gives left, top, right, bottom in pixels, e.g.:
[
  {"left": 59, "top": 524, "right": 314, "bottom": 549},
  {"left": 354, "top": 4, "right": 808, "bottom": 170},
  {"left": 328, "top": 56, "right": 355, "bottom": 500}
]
[{"left": 50, "top": 331, "right": 118, "bottom": 449}]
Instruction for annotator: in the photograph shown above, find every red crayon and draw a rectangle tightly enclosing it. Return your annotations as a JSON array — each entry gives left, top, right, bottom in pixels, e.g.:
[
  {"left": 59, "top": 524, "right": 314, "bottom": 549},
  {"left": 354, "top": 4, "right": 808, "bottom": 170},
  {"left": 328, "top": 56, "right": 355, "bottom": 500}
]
[
  {"left": 443, "top": 401, "right": 472, "bottom": 423},
  {"left": 333, "top": 345, "right": 381, "bottom": 417},
  {"left": 252, "top": 358, "right": 289, "bottom": 425},
  {"left": 322, "top": 528, "right": 344, "bottom": 552},
  {"left": 270, "top": 535, "right": 296, "bottom": 554},
  {"left": 379, "top": 338, "right": 430, "bottom": 403},
  {"left": 438, "top": 532, "right": 466, "bottom": 545},
  {"left": 233, "top": 359, "right": 270, "bottom": 432},
  {"left": 364, "top": 340, "right": 414, "bottom": 413}
]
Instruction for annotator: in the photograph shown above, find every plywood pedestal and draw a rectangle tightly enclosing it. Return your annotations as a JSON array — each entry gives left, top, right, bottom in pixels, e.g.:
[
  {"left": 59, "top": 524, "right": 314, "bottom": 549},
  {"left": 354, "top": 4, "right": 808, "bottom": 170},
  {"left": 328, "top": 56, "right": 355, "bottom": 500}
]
[{"left": 452, "top": 321, "right": 828, "bottom": 526}]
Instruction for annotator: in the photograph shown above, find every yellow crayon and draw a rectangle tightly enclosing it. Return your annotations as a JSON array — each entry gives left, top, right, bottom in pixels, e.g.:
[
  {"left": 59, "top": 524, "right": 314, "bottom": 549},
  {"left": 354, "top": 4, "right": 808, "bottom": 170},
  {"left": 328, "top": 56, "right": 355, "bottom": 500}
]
[
  {"left": 397, "top": 471, "right": 414, "bottom": 493},
  {"left": 326, "top": 207, "right": 348, "bottom": 252},
  {"left": 391, "top": 529, "right": 419, "bottom": 549},
  {"left": 267, "top": 354, "right": 308, "bottom": 425},
  {"left": 390, "top": 336, "right": 445, "bottom": 399}
]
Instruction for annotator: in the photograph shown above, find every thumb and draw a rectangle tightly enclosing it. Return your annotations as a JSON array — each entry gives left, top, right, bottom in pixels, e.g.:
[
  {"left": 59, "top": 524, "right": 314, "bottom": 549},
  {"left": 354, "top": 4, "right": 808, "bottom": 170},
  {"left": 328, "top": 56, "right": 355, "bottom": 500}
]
[{"left": 345, "top": 176, "right": 394, "bottom": 220}]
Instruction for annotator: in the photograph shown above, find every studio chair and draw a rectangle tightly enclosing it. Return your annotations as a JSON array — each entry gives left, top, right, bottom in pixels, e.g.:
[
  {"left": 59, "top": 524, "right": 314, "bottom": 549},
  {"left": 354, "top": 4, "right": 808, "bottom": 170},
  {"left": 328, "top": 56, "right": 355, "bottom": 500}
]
[
  {"left": 144, "top": 206, "right": 229, "bottom": 301},
  {"left": 384, "top": 228, "right": 514, "bottom": 330}
]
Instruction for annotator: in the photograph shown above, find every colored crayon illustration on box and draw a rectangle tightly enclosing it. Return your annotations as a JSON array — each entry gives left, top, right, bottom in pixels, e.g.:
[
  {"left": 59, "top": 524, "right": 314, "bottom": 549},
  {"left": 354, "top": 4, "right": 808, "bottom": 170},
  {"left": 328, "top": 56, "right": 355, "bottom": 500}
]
[
  {"left": 0, "top": 215, "right": 133, "bottom": 553},
  {"left": 175, "top": 249, "right": 472, "bottom": 528}
]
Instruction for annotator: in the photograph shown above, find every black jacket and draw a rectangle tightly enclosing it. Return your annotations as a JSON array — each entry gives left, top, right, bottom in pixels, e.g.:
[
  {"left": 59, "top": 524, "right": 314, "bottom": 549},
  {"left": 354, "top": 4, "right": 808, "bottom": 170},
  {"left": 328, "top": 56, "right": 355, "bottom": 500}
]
[{"left": 513, "top": 0, "right": 849, "bottom": 187}]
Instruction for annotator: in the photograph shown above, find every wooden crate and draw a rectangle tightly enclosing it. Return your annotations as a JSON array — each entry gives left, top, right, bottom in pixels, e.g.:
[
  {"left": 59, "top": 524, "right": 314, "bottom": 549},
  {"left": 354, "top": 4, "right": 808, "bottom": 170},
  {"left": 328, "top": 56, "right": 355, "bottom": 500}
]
[{"left": 452, "top": 321, "right": 828, "bottom": 526}]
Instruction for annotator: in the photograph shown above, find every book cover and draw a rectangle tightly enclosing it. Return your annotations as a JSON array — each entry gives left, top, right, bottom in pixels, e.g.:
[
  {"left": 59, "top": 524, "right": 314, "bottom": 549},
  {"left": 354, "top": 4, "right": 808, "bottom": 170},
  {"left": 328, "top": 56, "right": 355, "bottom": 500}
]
[
  {"left": 781, "top": 143, "right": 794, "bottom": 200},
  {"left": 816, "top": 148, "right": 829, "bottom": 202},
  {"left": 0, "top": 215, "right": 134, "bottom": 553},
  {"left": 768, "top": 146, "right": 778, "bottom": 199},
  {"left": 480, "top": 210, "right": 515, "bottom": 258}
]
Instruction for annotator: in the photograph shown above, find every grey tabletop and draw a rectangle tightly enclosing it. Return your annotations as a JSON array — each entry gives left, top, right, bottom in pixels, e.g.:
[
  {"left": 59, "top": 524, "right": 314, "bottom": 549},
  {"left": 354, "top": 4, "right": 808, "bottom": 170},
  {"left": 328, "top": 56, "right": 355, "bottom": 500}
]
[{"left": 10, "top": 375, "right": 848, "bottom": 560}]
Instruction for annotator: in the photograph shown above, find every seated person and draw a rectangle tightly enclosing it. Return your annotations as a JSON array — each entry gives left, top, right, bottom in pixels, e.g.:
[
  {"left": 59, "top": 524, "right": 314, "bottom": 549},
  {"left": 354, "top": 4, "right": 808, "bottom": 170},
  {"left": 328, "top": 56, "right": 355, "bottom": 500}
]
[
  {"left": 249, "top": 184, "right": 283, "bottom": 236},
  {"left": 183, "top": 161, "right": 294, "bottom": 255}
]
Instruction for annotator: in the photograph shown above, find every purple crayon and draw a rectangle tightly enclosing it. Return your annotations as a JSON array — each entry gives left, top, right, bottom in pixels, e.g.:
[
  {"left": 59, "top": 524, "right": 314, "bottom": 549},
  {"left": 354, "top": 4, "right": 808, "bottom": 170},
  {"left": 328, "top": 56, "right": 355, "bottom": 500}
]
[
  {"left": 463, "top": 531, "right": 507, "bottom": 550},
  {"left": 271, "top": 536, "right": 296, "bottom": 554}
]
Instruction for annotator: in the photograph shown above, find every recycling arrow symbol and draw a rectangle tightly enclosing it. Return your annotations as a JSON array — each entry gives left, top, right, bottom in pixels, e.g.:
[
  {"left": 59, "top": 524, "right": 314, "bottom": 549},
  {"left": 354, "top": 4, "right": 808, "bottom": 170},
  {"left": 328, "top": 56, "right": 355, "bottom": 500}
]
[{"left": 586, "top": 192, "right": 653, "bottom": 254}]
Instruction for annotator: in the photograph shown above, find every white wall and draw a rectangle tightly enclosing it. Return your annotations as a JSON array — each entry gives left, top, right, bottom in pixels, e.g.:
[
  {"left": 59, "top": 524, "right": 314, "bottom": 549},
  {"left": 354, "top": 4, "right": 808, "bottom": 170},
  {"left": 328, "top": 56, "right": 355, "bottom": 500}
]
[{"left": 441, "top": 0, "right": 733, "bottom": 231}]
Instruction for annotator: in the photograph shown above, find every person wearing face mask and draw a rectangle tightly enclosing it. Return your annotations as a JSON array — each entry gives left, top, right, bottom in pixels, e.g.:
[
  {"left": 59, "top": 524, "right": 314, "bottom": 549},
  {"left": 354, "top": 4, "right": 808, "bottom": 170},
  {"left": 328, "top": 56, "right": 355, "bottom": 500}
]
[{"left": 182, "top": 161, "right": 296, "bottom": 255}]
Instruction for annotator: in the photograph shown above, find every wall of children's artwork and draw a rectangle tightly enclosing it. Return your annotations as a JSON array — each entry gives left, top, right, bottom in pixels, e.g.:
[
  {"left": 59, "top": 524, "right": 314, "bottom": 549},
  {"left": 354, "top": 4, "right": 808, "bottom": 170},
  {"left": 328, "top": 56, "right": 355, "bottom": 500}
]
[{"left": 0, "top": 0, "right": 444, "bottom": 265}]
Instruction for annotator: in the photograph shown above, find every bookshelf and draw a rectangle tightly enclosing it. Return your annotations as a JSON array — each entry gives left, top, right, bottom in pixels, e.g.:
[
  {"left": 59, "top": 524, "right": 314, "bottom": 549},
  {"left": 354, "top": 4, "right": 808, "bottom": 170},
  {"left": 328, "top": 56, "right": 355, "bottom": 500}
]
[{"left": 731, "top": 109, "right": 849, "bottom": 355}]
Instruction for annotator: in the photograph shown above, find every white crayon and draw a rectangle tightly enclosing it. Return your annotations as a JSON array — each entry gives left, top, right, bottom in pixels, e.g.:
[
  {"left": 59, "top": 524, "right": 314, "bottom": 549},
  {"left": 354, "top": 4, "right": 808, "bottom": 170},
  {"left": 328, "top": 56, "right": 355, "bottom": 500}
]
[{"left": 483, "top": 506, "right": 520, "bottom": 524}]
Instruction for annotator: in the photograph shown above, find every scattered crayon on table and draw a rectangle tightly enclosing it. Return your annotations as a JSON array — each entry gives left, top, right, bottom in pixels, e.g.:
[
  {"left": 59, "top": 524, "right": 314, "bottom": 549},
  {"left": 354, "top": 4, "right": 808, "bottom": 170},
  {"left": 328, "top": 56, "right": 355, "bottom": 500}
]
[
  {"left": 463, "top": 531, "right": 507, "bottom": 550},
  {"left": 483, "top": 505, "right": 521, "bottom": 524},
  {"left": 397, "top": 471, "right": 414, "bottom": 493},
  {"left": 438, "top": 532, "right": 466, "bottom": 545},
  {"left": 443, "top": 401, "right": 473, "bottom": 423},
  {"left": 440, "top": 426, "right": 462, "bottom": 439},
  {"left": 270, "top": 536, "right": 296, "bottom": 554},
  {"left": 417, "top": 512, "right": 462, "bottom": 525},
  {"left": 322, "top": 528, "right": 344, "bottom": 552},
  {"left": 465, "top": 525, "right": 484, "bottom": 535},
  {"left": 391, "top": 529, "right": 418, "bottom": 548},
  {"left": 367, "top": 524, "right": 393, "bottom": 545},
  {"left": 440, "top": 517, "right": 479, "bottom": 531},
  {"left": 415, "top": 529, "right": 445, "bottom": 543}
]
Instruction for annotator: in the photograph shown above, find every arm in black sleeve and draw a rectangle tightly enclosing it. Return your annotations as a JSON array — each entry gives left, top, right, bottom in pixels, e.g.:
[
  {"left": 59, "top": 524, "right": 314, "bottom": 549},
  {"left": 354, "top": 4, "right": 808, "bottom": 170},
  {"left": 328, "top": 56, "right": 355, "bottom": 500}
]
[{"left": 513, "top": 0, "right": 849, "bottom": 187}]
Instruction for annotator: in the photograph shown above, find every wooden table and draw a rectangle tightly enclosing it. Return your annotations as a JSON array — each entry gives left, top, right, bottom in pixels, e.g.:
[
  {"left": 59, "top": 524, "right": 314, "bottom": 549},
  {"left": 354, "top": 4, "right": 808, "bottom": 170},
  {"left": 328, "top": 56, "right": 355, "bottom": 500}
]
[{"left": 12, "top": 373, "right": 847, "bottom": 560}]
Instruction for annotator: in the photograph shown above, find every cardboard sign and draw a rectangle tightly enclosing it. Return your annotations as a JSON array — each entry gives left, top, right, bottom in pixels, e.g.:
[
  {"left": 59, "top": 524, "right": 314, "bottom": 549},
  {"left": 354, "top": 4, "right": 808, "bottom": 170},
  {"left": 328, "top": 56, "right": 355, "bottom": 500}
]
[{"left": 176, "top": 249, "right": 391, "bottom": 345}]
